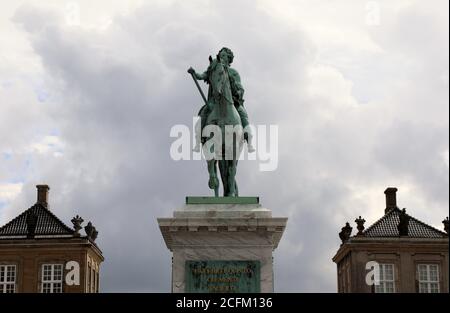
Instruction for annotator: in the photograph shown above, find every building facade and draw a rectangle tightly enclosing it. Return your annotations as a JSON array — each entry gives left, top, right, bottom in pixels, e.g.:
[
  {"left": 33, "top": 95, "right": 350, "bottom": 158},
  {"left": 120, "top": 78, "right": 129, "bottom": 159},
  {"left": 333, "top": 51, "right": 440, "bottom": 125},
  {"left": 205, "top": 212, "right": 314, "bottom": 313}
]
[
  {"left": 0, "top": 185, "right": 104, "bottom": 293},
  {"left": 333, "top": 187, "right": 448, "bottom": 293}
]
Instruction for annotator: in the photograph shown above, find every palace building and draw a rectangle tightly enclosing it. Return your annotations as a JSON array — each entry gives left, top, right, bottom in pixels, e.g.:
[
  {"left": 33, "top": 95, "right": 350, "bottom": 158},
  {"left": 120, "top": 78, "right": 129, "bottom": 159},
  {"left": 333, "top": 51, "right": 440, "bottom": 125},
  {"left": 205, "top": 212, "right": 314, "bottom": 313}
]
[
  {"left": 333, "top": 187, "right": 449, "bottom": 293},
  {"left": 0, "top": 185, "right": 104, "bottom": 293}
]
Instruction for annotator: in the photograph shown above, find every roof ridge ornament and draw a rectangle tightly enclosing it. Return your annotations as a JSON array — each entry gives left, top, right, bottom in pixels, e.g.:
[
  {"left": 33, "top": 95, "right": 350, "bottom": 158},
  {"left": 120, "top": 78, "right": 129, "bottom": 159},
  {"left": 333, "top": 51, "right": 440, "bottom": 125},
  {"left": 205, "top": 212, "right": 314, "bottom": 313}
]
[
  {"left": 339, "top": 222, "right": 352, "bottom": 244},
  {"left": 398, "top": 208, "right": 410, "bottom": 237},
  {"left": 26, "top": 211, "right": 38, "bottom": 238},
  {"left": 85, "top": 221, "right": 98, "bottom": 241},
  {"left": 71, "top": 215, "right": 84, "bottom": 237},
  {"left": 443, "top": 217, "right": 449, "bottom": 235},
  {"left": 355, "top": 216, "right": 366, "bottom": 236}
]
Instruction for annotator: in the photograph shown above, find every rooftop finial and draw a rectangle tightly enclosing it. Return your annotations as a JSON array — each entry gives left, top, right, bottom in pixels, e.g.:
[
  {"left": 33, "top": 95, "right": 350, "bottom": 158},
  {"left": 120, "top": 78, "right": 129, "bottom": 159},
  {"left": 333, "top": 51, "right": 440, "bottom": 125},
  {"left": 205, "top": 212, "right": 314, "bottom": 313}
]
[
  {"left": 71, "top": 215, "right": 84, "bottom": 237},
  {"left": 85, "top": 222, "right": 98, "bottom": 241},
  {"left": 26, "top": 211, "right": 38, "bottom": 238},
  {"left": 398, "top": 208, "right": 410, "bottom": 236},
  {"left": 339, "top": 222, "right": 353, "bottom": 244},
  {"left": 355, "top": 216, "right": 366, "bottom": 236},
  {"left": 443, "top": 217, "right": 449, "bottom": 235}
]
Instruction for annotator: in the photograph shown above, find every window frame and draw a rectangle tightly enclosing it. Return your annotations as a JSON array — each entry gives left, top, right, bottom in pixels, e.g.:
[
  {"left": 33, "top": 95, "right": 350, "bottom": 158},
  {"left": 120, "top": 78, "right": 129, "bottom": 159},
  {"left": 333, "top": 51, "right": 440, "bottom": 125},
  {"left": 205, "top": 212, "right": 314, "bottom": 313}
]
[
  {"left": 41, "top": 263, "right": 64, "bottom": 293},
  {"left": 417, "top": 264, "right": 440, "bottom": 293},
  {"left": 0, "top": 264, "right": 17, "bottom": 293},
  {"left": 374, "top": 263, "right": 396, "bottom": 293}
]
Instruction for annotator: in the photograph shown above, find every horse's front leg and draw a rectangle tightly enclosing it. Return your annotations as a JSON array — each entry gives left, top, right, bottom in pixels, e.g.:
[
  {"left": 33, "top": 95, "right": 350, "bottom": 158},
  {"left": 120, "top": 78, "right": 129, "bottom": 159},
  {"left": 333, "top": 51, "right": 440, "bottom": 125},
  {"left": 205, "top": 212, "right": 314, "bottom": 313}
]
[
  {"left": 207, "top": 160, "right": 219, "bottom": 197},
  {"left": 227, "top": 160, "right": 238, "bottom": 197}
]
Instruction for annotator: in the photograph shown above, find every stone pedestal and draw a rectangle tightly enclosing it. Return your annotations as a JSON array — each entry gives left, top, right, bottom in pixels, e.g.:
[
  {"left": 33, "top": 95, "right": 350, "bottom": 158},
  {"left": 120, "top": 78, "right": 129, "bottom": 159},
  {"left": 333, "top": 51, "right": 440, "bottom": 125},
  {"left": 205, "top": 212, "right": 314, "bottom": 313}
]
[{"left": 157, "top": 197, "right": 288, "bottom": 293}]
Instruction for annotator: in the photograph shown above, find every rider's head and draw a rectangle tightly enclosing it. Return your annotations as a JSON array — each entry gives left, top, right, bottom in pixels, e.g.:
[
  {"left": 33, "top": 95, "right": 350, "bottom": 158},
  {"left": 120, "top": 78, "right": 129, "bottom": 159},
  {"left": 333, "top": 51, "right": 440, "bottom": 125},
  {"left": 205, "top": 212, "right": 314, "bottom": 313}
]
[{"left": 217, "top": 47, "right": 234, "bottom": 64}]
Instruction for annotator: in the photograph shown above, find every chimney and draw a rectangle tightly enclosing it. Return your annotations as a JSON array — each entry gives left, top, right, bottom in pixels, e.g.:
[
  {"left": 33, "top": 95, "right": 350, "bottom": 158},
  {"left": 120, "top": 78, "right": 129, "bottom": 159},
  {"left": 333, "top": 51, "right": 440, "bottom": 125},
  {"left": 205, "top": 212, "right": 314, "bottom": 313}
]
[
  {"left": 36, "top": 185, "right": 50, "bottom": 208},
  {"left": 384, "top": 187, "right": 398, "bottom": 214}
]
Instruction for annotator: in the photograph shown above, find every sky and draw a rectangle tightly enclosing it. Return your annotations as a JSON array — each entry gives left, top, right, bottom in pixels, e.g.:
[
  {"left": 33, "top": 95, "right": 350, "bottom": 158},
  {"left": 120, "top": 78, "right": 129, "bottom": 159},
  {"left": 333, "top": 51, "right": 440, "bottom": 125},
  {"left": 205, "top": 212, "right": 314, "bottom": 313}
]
[{"left": 0, "top": 0, "right": 448, "bottom": 292}]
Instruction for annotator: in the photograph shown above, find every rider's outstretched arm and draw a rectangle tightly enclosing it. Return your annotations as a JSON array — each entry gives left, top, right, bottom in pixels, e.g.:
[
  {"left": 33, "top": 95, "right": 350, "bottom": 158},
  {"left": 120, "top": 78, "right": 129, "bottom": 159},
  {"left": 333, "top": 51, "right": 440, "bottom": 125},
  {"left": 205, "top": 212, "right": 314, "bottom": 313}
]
[
  {"left": 188, "top": 67, "right": 208, "bottom": 81},
  {"left": 194, "top": 71, "right": 207, "bottom": 81}
]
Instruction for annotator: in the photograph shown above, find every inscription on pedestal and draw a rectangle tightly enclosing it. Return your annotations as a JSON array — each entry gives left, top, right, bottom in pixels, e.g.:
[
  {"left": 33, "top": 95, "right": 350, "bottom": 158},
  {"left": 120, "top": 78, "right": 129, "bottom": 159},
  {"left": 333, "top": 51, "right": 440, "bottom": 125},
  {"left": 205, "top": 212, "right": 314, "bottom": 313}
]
[{"left": 185, "top": 261, "right": 261, "bottom": 293}]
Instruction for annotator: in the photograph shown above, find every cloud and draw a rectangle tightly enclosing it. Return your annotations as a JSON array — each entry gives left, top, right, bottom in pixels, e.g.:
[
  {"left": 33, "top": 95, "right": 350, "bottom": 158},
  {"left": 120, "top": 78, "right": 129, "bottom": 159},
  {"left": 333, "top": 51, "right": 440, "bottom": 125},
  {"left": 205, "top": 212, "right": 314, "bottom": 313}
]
[
  {"left": 0, "top": 183, "right": 23, "bottom": 201},
  {"left": 0, "top": 0, "right": 448, "bottom": 292}
]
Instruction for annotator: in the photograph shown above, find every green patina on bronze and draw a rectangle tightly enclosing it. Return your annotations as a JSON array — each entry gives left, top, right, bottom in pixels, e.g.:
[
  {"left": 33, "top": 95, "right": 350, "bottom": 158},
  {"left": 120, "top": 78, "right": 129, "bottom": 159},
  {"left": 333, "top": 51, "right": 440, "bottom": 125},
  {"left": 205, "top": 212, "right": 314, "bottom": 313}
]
[
  {"left": 185, "top": 260, "right": 261, "bottom": 293},
  {"left": 188, "top": 48, "right": 255, "bottom": 198},
  {"left": 186, "top": 196, "right": 259, "bottom": 205}
]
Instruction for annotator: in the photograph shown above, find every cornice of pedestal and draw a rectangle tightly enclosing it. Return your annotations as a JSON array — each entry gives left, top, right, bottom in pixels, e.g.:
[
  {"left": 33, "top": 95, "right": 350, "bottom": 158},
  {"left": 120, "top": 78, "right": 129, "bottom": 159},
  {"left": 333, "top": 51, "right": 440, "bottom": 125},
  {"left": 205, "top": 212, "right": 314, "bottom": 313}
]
[
  {"left": 157, "top": 211, "right": 287, "bottom": 252},
  {"left": 174, "top": 203, "right": 272, "bottom": 218}
]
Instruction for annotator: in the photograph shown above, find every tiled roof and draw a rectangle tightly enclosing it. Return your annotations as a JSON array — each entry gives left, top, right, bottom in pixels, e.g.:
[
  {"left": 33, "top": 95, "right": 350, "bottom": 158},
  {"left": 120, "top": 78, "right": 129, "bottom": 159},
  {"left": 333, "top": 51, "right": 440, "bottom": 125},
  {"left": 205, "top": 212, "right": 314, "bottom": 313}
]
[
  {"left": 362, "top": 208, "right": 447, "bottom": 238},
  {"left": 0, "top": 203, "right": 74, "bottom": 238}
]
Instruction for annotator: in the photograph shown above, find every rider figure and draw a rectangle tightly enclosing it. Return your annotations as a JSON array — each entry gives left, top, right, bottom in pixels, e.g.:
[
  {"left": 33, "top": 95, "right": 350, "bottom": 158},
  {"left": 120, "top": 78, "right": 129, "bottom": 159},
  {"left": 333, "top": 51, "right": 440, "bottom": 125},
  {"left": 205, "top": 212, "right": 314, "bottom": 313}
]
[{"left": 188, "top": 47, "right": 255, "bottom": 153}]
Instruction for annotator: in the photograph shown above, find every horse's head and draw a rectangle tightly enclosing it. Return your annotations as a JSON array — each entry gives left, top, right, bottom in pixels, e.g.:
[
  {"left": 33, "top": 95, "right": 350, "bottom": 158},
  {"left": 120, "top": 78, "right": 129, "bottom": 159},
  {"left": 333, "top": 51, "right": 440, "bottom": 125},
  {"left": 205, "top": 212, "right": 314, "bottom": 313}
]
[{"left": 207, "top": 56, "right": 220, "bottom": 70}]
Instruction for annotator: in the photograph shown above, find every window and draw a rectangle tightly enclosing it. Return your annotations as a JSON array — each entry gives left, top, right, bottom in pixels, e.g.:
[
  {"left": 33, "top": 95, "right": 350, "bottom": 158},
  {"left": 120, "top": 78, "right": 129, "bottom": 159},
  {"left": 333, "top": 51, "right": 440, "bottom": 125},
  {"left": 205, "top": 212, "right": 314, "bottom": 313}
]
[
  {"left": 345, "top": 267, "right": 350, "bottom": 292},
  {"left": 375, "top": 264, "right": 395, "bottom": 293},
  {"left": 87, "top": 264, "right": 91, "bottom": 292},
  {"left": 338, "top": 257, "right": 351, "bottom": 293},
  {"left": 87, "top": 262, "right": 98, "bottom": 293},
  {"left": 41, "top": 264, "right": 63, "bottom": 293},
  {"left": 418, "top": 264, "right": 440, "bottom": 293},
  {"left": 0, "top": 265, "right": 16, "bottom": 293},
  {"left": 91, "top": 266, "right": 95, "bottom": 293},
  {"left": 96, "top": 271, "right": 100, "bottom": 293},
  {"left": 94, "top": 269, "right": 98, "bottom": 293}
]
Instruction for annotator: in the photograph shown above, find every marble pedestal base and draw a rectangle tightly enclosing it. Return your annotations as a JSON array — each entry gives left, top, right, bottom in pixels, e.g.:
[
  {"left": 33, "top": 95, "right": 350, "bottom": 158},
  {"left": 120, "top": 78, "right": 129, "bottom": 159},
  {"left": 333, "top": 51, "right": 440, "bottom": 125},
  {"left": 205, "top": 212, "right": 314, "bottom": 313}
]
[{"left": 157, "top": 198, "right": 288, "bottom": 293}]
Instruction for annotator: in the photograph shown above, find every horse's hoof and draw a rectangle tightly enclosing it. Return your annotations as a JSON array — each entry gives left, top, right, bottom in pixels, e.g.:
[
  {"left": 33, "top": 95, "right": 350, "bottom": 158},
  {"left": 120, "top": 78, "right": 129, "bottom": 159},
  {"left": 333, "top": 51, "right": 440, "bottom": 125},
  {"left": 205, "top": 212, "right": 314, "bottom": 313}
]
[{"left": 208, "top": 176, "right": 218, "bottom": 189}]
